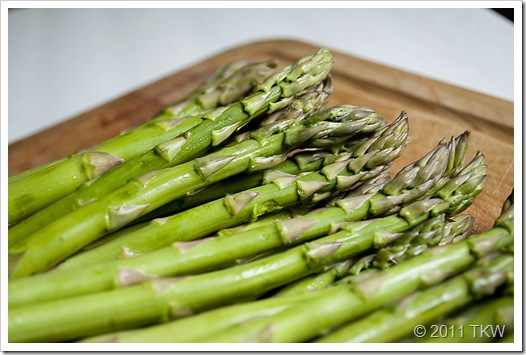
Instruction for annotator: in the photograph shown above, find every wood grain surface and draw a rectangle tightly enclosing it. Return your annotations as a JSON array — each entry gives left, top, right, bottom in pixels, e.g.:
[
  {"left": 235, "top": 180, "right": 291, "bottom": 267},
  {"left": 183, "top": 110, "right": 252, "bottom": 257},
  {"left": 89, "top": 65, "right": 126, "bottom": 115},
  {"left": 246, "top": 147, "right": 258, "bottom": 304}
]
[{"left": 8, "top": 39, "right": 514, "bottom": 233}]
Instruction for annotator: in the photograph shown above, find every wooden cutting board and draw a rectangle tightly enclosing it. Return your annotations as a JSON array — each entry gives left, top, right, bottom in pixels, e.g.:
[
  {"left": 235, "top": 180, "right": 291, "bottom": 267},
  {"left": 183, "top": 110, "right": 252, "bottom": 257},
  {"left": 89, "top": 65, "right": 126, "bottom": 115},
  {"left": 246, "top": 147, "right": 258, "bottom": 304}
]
[{"left": 8, "top": 39, "right": 514, "bottom": 233}]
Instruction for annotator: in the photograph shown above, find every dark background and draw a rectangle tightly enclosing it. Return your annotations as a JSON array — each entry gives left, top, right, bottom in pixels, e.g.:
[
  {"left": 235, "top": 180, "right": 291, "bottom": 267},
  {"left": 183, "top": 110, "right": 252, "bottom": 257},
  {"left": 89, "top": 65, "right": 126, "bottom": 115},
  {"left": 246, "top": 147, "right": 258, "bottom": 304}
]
[{"left": 492, "top": 8, "right": 514, "bottom": 21}]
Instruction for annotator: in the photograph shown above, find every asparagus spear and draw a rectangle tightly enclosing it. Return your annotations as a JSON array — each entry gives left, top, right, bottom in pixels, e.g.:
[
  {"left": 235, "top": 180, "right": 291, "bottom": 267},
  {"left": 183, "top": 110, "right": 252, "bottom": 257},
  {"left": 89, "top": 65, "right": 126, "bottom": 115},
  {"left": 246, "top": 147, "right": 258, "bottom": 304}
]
[
  {"left": 150, "top": 254, "right": 512, "bottom": 344},
  {"left": 9, "top": 108, "right": 400, "bottom": 306},
  {"left": 315, "top": 254, "right": 513, "bottom": 343},
  {"left": 272, "top": 213, "right": 451, "bottom": 298},
  {"left": 8, "top": 53, "right": 327, "bottom": 239},
  {"left": 8, "top": 75, "right": 332, "bottom": 249},
  {"left": 80, "top": 188, "right": 335, "bottom": 256},
  {"left": 133, "top": 158, "right": 313, "bottom": 222},
  {"left": 303, "top": 213, "right": 475, "bottom": 290},
  {"left": 133, "top": 141, "right": 389, "bottom": 224},
  {"left": 8, "top": 59, "right": 277, "bottom": 235},
  {"left": 59, "top": 126, "right": 469, "bottom": 272},
  {"left": 195, "top": 191, "right": 512, "bottom": 343},
  {"left": 319, "top": 190, "right": 512, "bottom": 342},
  {"left": 211, "top": 170, "right": 391, "bottom": 241},
  {"left": 54, "top": 108, "right": 394, "bottom": 271},
  {"left": 8, "top": 100, "right": 389, "bottom": 278},
  {"left": 8, "top": 59, "right": 281, "bottom": 226},
  {"left": 8, "top": 49, "right": 331, "bottom": 227},
  {"left": 97, "top": 144, "right": 394, "bottom": 245},
  {"left": 8, "top": 59, "right": 274, "bottom": 185},
  {"left": 80, "top": 290, "right": 322, "bottom": 343},
  {"left": 65, "top": 152, "right": 345, "bottom": 255},
  {"left": 271, "top": 260, "right": 356, "bottom": 298},
  {"left": 273, "top": 213, "right": 474, "bottom": 297},
  {"left": 80, "top": 190, "right": 505, "bottom": 344},
  {"left": 7, "top": 143, "right": 485, "bottom": 342},
  {"left": 410, "top": 192, "right": 515, "bottom": 344}
]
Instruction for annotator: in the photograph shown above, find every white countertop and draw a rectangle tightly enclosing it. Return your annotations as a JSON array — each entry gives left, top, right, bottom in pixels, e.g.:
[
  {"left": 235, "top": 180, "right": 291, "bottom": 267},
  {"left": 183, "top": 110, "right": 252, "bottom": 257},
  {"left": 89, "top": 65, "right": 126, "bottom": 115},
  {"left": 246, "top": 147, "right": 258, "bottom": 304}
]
[{"left": 7, "top": 5, "right": 515, "bottom": 143}]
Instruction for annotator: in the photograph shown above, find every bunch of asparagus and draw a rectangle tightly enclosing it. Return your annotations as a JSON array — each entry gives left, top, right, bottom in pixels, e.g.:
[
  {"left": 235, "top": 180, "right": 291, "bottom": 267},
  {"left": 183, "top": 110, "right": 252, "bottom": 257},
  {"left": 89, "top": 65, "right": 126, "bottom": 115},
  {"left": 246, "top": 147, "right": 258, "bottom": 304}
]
[{"left": 8, "top": 49, "right": 514, "bottom": 344}]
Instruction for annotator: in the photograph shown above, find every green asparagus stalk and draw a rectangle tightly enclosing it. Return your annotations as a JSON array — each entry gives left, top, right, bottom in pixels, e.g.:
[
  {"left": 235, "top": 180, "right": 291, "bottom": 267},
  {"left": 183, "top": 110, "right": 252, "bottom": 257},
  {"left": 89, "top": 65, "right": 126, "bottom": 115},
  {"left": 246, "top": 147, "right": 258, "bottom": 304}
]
[
  {"left": 9, "top": 50, "right": 331, "bottom": 229},
  {"left": 8, "top": 60, "right": 280, "bottom": 238},
  {"left": 273, "top": 213, "right": 473, "bottom": 297},
  {"left": 8, "top": 59, "right": 275, "bottom": 184},
  {"left": 65, "top": 148, "right": 391, "bottom": 261},
  {"left": 271, "top": 260, "right": 356, "bottom": 298},
  {"left": 84, "top": 193, "right": 337, "bottom": 256},
  {"left": 8, "top": 100, "right": 390, "bottom": 278},
  {"left": 315, "top": 254, "right": 513, "bottom": 343},
  {"left": 194, "top": 194, "right": 512, "bottom": 343},
  {"left": 80, "top": 291, "right": 323, "bottom": 343},
  {"left": 96, "top": 263, "right": 508, "bottom": 344},
  {"left": 8, "top": 59, "right": 281, "bottom": 226},
  {"left": 7, "top": 59, "right": 268, "bottom": 193},
  {"left": 77, "top": 172, "right": 391, "bottom": 277},
  {"left": 8, "top": 52, "right": 330, "bottom": 243},
  {"left": 133, "top": 159, "right": 303, "bottom": 222},
  {"left": 133, "top": 145, "right": 380, "bottom": 224},
  {"left": 53, "top": 108, "right": 393, "bottom": 272},
  {"left": 58, "top": 126, "right": 469, "bottom": 272},
  {"left": 9, "top": 109, "right": 402, "bottom": 306},
  {"left": 7, "top": 145, "right": 486, "bottom": 342},
  {"left": 272, "top": 214, "right": 449, "bottom": 298},
  {"left": 40, "top": 149, "right": 333, "bottom": 255},
  {"left": 405, "top": 247, "right": 514, "bottom": 344},
  {"left": 212, "top": 169, "right": 391, "bottom": 241},
  {"left": 79, "top": 190, "right": 507, "bottom": 344},
  {"left": 186, "top": 254, "right": 512, "bottom": 344},
  {"left": 411, "top": 191, "right": 515, "bottom": 344},
  {"left": 66, "top": 151, "right": 343, "bottom": 254},
  {"left": 314, "top": 214, "right": 475, "bottom": 288}
]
